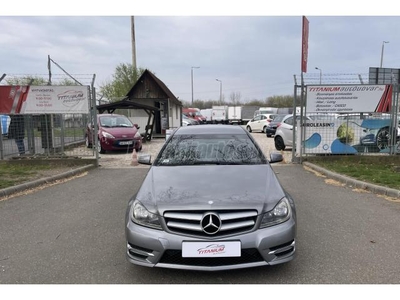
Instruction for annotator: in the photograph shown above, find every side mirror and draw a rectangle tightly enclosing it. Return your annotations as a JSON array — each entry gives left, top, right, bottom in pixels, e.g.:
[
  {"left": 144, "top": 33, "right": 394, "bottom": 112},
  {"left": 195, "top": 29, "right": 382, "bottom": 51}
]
[
  {"left": 134, "top": 124, "right": 140, "bottom": 130},
  {"left": 138, "top": 154, "right": 152, "bottom": 165},
  {"left": 269, "top": 152, "right": 283, "bottom": 164}
]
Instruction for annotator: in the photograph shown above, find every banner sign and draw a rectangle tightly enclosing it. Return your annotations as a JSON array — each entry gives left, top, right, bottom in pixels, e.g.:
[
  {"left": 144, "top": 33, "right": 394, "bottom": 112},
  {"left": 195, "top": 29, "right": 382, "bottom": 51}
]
[
  {"left": 306, "top": 85, "right": 393, "bottom": 113},
  {"left": 301, "top": 16, "right": 309, "bottom": 73},
  {"left": 297, "top": 117, "right": 395, "bottom": 154},
  {"left": 0, "top": 85, "right": 89, "bottom": 114}
]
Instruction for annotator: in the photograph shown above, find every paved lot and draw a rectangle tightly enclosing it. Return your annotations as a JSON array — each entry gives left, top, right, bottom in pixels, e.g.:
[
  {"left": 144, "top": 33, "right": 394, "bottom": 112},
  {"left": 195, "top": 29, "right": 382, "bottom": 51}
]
[
  {"left": 1, "top": 161, "right": 400, "bottom": 284},
  {"left": 97, "top": 129, "right": 292, "bottom": 168}
]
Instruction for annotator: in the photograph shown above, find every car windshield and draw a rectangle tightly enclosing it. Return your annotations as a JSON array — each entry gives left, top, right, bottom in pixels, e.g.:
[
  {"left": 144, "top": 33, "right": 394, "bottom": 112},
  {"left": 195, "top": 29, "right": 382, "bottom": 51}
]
[
  {"left": 154, "top": 134, "right": 267, "bottom": 166},
  {"left": 272, "top": 115, "right": 286, "bottom": 122},
  {"left": 99, "top": 116, "right": 133, "bottom": 128}
]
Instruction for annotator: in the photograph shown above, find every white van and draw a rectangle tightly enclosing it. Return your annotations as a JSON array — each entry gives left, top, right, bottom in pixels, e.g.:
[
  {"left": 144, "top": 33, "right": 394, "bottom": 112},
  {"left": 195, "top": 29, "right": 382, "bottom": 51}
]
[{"left": 254, "top": 107, "right": 278, "bottom": 118}]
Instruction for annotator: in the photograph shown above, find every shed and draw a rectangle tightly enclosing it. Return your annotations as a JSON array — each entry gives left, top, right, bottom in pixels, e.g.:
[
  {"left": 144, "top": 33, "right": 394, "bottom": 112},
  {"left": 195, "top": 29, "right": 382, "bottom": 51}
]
[
  {"left": 125, "top": 69, "right": 183, "bottom": 138},
  {"left": 96, "top": 69, "right": 183, "bottom": 141}
]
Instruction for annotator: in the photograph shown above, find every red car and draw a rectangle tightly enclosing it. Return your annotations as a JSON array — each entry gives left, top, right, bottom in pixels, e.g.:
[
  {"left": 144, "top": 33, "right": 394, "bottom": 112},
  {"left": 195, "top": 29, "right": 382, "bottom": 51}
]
[{"left": 85, "top": 114, "right": 142, "bottom": 153}]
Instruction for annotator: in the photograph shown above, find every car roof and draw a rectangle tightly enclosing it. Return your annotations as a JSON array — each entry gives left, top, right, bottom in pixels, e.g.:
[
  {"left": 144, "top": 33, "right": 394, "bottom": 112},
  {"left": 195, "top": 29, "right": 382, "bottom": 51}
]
[
  {"left": 98, "top": 113, "right": 126, "bottom": 117},
  {"left": 174, "top": 124, "right": 247, "bottom": 135},
  {"left": 282, "top": 114, "right": 311, "bottom": 120}
]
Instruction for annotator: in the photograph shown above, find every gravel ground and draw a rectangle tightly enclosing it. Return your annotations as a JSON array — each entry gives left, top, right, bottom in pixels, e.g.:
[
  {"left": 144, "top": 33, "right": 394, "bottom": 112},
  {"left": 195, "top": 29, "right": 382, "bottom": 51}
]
[{"left": 96, "top": 130, "right": 293, "bottom": 169}]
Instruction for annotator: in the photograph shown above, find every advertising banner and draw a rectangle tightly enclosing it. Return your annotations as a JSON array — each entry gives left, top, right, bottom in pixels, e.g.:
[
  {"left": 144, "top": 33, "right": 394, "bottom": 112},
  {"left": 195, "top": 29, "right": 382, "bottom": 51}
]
[
  {"left": 0, "top": 85, "right": 89, "bottom": 114},
  {"left": 306, "top": 85, "right": 392, "bottom": 113},
  {"left": 297, "top": 116, "right": 395, "bottom": 154}
]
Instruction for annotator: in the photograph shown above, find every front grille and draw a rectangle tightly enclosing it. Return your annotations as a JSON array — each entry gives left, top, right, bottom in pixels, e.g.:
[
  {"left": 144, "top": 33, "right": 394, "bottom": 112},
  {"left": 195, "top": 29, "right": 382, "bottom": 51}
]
[
  {"left": 159, "top": 248, "right": 263, "bottom": 266},
  {"left": 164, "top": 210, "right": 258, "bottom": 238}
]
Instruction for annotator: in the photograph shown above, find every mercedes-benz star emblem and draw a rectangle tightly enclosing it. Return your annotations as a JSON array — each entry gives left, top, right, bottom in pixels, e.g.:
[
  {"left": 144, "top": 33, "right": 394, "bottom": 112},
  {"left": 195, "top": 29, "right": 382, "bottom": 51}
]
[{"left": 201, "top": 213, "right": 221, "bottom": 235}]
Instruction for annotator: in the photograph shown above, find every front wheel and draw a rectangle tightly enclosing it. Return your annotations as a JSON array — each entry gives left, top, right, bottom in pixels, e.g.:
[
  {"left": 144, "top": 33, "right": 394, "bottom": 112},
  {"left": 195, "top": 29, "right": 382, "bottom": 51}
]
[
  {"left": 274, "top": 136, "right": 286, "bottom": 151},
  {"left": 376, "top": 127, "right": 390, "bottom": 150},
  {"left": 98, "top": 139, "right": 106, "bottom": 154},
  {"left": 246, "top": 126, "right": 252, "bottom": 133}
]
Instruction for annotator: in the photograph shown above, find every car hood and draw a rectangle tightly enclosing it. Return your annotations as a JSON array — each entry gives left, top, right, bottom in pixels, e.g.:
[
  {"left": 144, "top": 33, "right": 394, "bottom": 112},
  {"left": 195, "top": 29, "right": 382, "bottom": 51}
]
[
  {"left": 101, "top": 127, "right": 137, "bottom": 138},
  {"left": 136, "top": 165, "right": 286, "bottom": 214}
]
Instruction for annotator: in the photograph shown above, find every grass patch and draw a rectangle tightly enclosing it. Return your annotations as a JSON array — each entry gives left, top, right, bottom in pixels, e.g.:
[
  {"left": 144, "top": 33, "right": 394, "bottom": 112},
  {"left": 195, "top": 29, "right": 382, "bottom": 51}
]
[
  {"left": 0, "top": 164, "right": 56, "bottom": 189},
  {"left": 311, "top": 159, "right": 400, "bottom": 190}
]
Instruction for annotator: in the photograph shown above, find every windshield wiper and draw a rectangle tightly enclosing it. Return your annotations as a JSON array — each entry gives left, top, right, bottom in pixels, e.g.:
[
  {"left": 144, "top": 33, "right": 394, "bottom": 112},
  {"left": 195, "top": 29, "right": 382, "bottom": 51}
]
[{"left": 190, "top": 161, "right": 246, "bottom": 165}]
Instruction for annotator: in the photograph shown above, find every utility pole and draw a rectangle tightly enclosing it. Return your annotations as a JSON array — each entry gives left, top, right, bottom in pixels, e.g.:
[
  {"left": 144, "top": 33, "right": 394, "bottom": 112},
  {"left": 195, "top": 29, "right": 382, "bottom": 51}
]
[
  {"left": 216, "top": 79, "right": 222, "bottom": 104},
  {"left": 130, "top": 16, "right": 137, "bottom": 118},
  {"left": 191, "top": 66, "right": 200, "bottom": 105},
  {"left": 131, "top": 16, "right": 137, "bottom": 70}
]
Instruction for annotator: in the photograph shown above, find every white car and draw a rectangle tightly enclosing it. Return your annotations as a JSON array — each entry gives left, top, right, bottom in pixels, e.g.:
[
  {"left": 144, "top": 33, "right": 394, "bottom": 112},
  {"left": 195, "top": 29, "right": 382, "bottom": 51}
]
[
  {"left": 274, "top": 114, "right": 312, "bottom": 150},
  {"left": 246, "top": 114, "right": 276, "bottom": 133}
]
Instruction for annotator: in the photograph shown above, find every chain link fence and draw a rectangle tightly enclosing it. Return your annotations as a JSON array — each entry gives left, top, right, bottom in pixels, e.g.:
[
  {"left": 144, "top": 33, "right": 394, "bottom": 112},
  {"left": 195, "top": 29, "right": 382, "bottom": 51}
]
[
  {"left": 0, "top": 73, "right": 97, "bottom": 161},
  {"left": 292, "top": 73, "right": 399, "bottom": 162}
]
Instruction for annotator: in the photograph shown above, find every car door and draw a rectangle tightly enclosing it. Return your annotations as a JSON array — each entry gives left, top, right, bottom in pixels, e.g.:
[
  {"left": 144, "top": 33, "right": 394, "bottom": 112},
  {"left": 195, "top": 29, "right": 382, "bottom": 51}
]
[
  {"left": 280, "top": 116, "right": 294, "bottom": 146},
  {"left": 259, "top": 115, "right": 268, "bottom": 132},
  {"left": 252, "top": 115, "right": 261, "bottom": 131}
]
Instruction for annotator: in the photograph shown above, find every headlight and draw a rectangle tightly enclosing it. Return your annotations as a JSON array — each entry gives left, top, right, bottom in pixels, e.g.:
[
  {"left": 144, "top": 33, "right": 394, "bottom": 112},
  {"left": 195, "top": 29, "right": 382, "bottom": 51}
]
[
  {"left": 134, "top": 131, "right": 141, "bottom": 138},
  {"left": 102, "top": 131, "right": 115, "bottom": 139},
  {"left": 260, "top": 197, "right": 291, "bottom": 228},
  {"left": 130, "top": 200, "right": 162, "bottom": 230}
]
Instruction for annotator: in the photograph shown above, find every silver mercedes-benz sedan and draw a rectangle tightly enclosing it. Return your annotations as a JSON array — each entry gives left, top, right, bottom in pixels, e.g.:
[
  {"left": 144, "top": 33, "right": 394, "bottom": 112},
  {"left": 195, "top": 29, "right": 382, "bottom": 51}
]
[{"left": 125, "top": 125, "right": 296, "bottom": 271}]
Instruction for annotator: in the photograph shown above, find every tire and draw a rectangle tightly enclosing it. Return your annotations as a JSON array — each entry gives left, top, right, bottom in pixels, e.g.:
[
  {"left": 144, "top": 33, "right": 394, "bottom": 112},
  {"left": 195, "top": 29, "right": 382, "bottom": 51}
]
[
  {"left": 262, "top": 126, "right": 267, "bottom": 133},
  {"left": 98, "top": 139, "right": 106, "bottom": 154},
  {"left": 246, "top": 126, "right": 252, "bottom": 133},
  {"left": 267, "top": 134, "right": 272, "bottom": 138},
  {"left": 274, "top": 136, "right": 286, "bottom": 151},
  {"left": 376, "top": 127, "right": 390, "bottom": 150}
]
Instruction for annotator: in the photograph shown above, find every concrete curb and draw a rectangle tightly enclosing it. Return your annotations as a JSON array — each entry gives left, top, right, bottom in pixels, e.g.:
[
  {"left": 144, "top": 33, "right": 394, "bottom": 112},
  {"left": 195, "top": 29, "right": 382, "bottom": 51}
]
[
  {"left": 0, "top": 164, "right": 97, "bottom": 198},
  {"left": 303, "top": 162, "right": 400, "bottom": 198}
]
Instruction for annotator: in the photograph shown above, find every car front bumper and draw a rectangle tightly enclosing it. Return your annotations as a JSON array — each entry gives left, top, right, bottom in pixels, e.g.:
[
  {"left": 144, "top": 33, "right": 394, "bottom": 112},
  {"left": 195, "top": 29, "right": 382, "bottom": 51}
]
[
  {"left": 101, "top": 137, "right": 142, "bottom": 151},
  {"left": 266, "top": 128, "right": 276, "bottom": 135},
  {"left": 125, "top": 217, "right": 296, "bottom": 271}
]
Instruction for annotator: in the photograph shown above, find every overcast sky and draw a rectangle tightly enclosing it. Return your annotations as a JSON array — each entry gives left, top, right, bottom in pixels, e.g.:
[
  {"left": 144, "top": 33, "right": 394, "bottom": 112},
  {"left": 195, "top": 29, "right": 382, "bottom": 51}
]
[{"left": 2, "top": 1, "right": 400, "bottom": 104}]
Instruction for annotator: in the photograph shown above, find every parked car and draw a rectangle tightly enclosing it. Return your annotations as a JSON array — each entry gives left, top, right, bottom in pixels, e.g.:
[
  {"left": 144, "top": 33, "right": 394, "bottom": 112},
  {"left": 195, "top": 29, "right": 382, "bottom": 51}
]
[
  {"left": 182, "top": 114, "right": 199, "bottom": 126},
  {"left": 182, "top": 108, "right": 207, "bottom": 124},
  {"left": 125, "top": 125, "right": 297, "bottom": 271},
  {"left": 274, "top": 114, "right": 312, "bottom": 150},
  {"left": 246, "top": 114, "right": 276, "bottom": 133},
  {"left": 85, "top": 113, "right": 142, "bottom": 154},
  {"left": 265, "top": 114, "right": 287, "bottom": 137},
  {"left": 359, "top": 119, "right": 400, "bottom": 151}
]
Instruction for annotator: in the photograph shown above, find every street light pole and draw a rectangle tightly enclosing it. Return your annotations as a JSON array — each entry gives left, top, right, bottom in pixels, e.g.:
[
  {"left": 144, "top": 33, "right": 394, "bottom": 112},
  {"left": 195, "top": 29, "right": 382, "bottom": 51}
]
[
  {"left": 315, "top": 67, "right": 322, "bottom": 84},
  {"left": 380, "top": 41, "right": 389, "bottom": 68},
  {"left": 216, "top": 79, "right": 222, "bottom": 104},
  {"left": 191, "top": 66, "right": 200, "bottom": 105}
]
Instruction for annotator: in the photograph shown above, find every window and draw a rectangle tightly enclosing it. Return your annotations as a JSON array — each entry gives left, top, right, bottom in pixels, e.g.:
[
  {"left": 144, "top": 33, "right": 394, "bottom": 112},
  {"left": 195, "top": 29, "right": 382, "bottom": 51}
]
[{"left": 154, "top": 134, "right": 267, "bottom": 166}]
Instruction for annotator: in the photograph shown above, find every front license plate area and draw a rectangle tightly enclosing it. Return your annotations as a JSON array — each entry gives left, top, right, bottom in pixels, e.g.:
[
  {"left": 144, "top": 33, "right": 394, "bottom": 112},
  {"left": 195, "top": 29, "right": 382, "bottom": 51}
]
[
  {"left": 182, "top": 241, "right": 241, "bottom": 258},
  {"left": 119, "top": 141, "right": 133, "bottom": 145}
]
